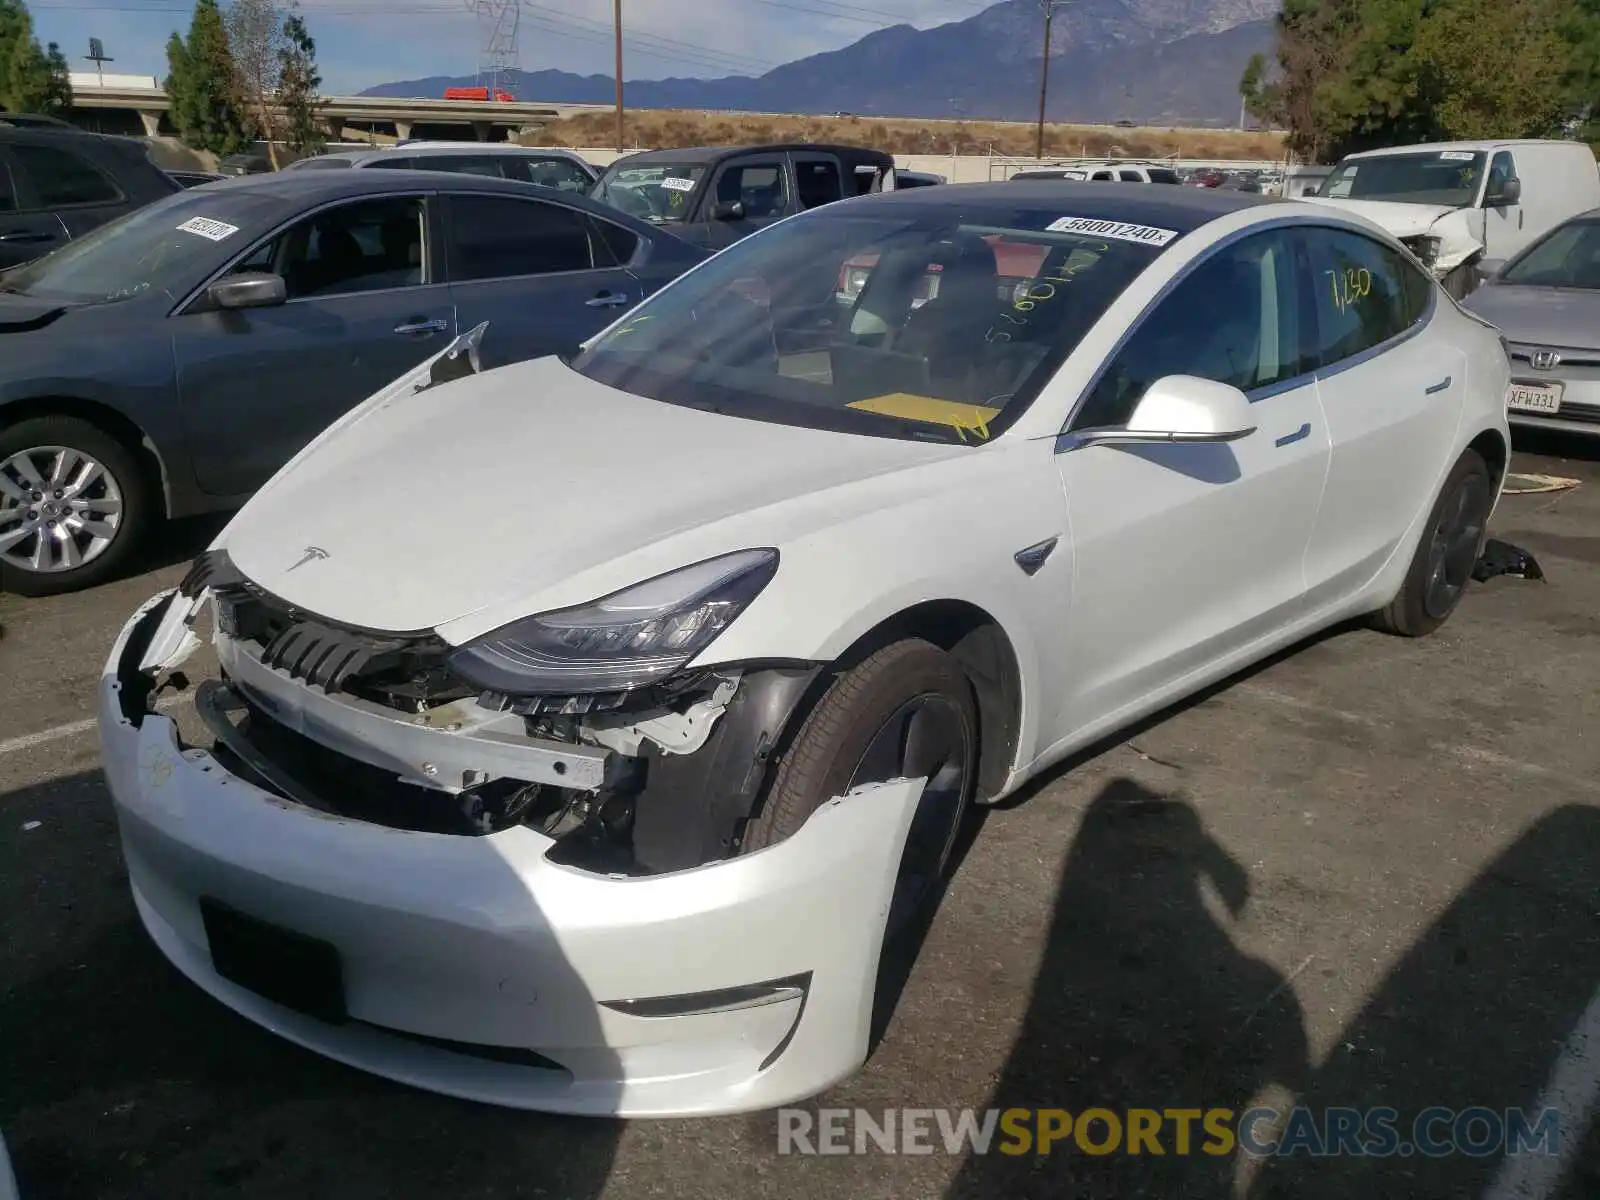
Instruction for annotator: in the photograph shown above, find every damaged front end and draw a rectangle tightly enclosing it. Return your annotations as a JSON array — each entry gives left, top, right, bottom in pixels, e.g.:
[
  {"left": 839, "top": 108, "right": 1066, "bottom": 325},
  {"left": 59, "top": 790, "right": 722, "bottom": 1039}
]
[{"left": 132, "top": 547, "right": 822, "bottom": 877}]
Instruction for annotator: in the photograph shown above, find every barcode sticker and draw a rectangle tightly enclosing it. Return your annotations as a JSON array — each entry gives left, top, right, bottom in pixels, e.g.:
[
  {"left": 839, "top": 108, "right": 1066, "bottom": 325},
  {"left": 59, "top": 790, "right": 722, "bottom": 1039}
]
[
  {"left": 1045, "top": 216, "right": 1179, "bottom": 246},
  {"left": 176, "top": 216, "right": 240, "bottom": 241},
  {"left": 659, "top": 177, "right": 696, "bottom": 192}
]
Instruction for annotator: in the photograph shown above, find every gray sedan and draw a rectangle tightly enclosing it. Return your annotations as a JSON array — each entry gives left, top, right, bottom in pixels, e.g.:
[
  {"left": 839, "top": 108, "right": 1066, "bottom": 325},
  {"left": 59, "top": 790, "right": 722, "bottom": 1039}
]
[
  {"left": 1463, "top": 209, "right": 1600, "bottom": 439},
  {"left": 0, "top": 170, "right": 706, "bottom": 595}
]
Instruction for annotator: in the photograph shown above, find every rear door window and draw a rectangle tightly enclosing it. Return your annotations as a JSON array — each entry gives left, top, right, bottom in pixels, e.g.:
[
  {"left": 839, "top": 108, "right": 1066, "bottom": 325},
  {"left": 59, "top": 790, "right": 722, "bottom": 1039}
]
[
  {"left": 1147, "top": 168, "right": 1181, "bottom": 184},
  {"left": 1118, "top": 169, "right": 1144, "bottom": 182},
  {"left": 0, "top": 156, "right": 16, "bottom": 213},
  {"left": 712, "top": 160, "right": 788, "bottom": 218},
  {"left": 10, "top": 143, "right": 123, "bottom": 209},
  {"left": 446, "top": 194, "right": 598, "bottom": 280},
  {"left": 587, "top": 215, "right": 640, "bottom": 267},
  {"left": 795, "top": 158, "right": 844, "bottom": 209},
  {"left": 1301, "top": 227, "right": 1426, "bottom": 366}
]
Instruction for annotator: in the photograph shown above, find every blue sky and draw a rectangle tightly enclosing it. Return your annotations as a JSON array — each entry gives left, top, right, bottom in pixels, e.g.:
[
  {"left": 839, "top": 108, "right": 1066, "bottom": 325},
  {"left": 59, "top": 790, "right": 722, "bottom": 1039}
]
[{"left": 30, "top": 0, "right": 989, "bottom": 94}]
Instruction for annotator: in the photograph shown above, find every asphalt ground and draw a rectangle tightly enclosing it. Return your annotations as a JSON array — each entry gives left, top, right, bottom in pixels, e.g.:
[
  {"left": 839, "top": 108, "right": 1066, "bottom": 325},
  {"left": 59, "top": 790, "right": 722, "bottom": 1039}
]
[{"left": 2, "top": 430, "right": 1598, "bottom": 1200}]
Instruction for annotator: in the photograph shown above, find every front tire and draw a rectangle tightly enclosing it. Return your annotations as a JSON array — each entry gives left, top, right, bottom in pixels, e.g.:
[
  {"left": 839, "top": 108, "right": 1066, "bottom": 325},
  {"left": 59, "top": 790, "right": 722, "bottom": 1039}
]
[
  {"left": 1370, "top": 448, "right": 1494, "bottom": 637},
  {"left": 742, "top": 638, "right": 977, "bottom": 936},
  {"left": 0, "top": 416, "right": 151, "bottom": 597}
]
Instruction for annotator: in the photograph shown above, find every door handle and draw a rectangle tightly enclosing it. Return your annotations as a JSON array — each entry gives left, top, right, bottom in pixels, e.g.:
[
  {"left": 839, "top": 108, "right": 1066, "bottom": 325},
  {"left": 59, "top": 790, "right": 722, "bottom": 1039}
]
[
  {"left": 585, "top": 292, "right": 632, "bottom": 308},
  {"left": 393, "top": 317, "right": 449, "bottom": 335},
  {"left": 1274, "top": 422, "right": 1312, "bottom": 448},
  {"left": 1424, "top": 376, "right": 1452, "bottom": 395},
  {"left": 0, "top": 231, "right": 56, "bottom": 244}
]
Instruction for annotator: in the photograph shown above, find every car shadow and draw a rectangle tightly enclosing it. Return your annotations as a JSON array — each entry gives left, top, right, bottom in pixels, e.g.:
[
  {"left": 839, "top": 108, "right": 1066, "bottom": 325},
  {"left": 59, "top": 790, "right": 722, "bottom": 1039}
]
[
  {"left": 0, "top": 768, "right": 624, "bottom": 1199},
  {"left": 1247, "top": 803, "right": 1600, "bottom": 1200},
  {"left": 946, "top": 776, "right": 1310, "bottom": 1199}
]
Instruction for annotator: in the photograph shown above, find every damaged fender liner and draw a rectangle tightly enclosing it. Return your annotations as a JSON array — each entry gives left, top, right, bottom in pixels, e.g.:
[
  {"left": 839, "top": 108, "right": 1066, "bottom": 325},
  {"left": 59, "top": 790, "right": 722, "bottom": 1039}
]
[{"left": 628, "top": 664, "right": 824, "bottom": 875}]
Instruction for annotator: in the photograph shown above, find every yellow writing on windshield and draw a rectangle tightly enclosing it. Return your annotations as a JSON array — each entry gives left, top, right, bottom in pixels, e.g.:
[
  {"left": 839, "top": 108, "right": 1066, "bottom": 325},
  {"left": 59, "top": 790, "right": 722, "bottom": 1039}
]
[{"left": 849, "top": 393, "right": 1002, "bottom": 441}]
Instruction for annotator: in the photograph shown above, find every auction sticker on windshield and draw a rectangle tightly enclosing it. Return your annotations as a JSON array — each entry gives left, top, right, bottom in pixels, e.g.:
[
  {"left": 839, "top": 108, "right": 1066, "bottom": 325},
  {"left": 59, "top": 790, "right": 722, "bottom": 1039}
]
[
  {"left": 1044, "top": 217, "right": 1178, "bottom": 247},
  {"left": 659, "top": 177, "right": 696, "bottom": 192},
  {"left": 176, "top": 216, "right": 241, "bottom": 241},
  {"left": 1439, "top": 151, "right": 1477, "bottom": 161}
]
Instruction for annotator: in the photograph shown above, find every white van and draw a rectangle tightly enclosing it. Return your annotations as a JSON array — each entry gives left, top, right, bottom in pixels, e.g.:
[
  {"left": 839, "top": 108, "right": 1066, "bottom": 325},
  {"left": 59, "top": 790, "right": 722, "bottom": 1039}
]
[{"left": 1304, "top": 139, "right": 1600, "bottom": 297}]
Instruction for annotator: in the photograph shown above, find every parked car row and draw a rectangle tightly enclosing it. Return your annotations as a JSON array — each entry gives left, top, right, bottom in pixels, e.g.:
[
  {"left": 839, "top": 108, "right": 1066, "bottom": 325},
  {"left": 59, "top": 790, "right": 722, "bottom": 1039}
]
[{"left": 4, "top": 122, "right": 1597, "bottom": 602}]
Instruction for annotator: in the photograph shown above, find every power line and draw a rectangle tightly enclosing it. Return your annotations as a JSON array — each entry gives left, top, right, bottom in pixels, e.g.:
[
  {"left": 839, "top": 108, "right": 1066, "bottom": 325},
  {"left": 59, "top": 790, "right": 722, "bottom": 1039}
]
[{"left": 34, "top": 0, "right": 780, "bottom": 76}]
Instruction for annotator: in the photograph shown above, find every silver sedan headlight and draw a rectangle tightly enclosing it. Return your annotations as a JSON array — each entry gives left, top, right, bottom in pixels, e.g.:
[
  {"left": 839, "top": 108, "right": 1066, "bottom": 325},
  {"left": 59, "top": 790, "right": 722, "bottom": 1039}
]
[{"left": 446, "top": 549, "right": 779, "bottom": 696}]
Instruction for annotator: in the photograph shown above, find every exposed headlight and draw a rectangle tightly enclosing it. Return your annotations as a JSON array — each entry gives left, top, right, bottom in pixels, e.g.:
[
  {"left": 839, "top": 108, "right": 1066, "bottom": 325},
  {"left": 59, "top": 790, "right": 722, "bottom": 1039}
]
[
  {"left": 1404, "top": 235, "right": 1441, "bottom": 270},
  {"left": 446, "top": 549, "right": 779, "bottom": 696}
]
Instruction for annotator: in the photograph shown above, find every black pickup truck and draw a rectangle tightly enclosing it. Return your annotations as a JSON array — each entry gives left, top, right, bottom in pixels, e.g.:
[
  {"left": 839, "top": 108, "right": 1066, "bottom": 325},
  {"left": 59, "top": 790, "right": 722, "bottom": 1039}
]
[{"left": 589, "top": 143, "right": 897, "bottom": 250}]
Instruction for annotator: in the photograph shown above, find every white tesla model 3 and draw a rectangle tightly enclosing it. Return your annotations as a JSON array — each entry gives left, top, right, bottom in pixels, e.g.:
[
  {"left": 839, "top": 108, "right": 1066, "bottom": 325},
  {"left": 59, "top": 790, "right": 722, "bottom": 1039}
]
[{"left": 100, "top": 183, "right": 1511, "bottom": 1117}]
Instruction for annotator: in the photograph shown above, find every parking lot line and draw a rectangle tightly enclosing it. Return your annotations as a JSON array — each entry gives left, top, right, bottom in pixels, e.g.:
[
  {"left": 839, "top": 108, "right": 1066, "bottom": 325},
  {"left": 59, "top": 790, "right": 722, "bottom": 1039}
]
[
  {"left": 1484, "top": 983, "right": 1600, "bottom": 1200},
  {"left": 0, "top": 693, "right": 187, "bottom": 758}
]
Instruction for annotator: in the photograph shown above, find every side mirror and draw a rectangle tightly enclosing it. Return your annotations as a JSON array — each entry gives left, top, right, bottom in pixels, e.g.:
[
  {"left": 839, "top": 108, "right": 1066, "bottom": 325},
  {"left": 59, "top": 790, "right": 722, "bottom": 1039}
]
[
  {"left": 208, "top": 272, "right": 287, "bottom": 310},
  {"left": 1485, "top": 177, "right": 1521, "bottom": 207},
  {"left": 1068, "top": 375, "right": 1257, "bottom": 448},
  {"left": 711, "top": 199, "right": 745, "bottom": 222}
]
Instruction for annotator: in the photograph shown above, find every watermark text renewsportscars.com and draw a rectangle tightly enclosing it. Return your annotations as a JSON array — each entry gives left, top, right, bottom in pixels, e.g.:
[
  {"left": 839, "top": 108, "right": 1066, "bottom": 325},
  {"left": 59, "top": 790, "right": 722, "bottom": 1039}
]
[{"left": 776, "top": 1106, "right": 1564, "bottom": 1158}]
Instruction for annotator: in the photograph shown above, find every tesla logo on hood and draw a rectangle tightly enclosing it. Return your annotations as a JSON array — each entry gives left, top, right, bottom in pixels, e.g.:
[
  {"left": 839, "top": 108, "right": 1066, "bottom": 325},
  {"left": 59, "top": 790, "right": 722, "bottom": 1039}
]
[
  {"left": 1530, "top": 350, "right": 1561, "bottom": 370},
  {"left": 288, "top": 545, "right": 329, "bottom": 572}
]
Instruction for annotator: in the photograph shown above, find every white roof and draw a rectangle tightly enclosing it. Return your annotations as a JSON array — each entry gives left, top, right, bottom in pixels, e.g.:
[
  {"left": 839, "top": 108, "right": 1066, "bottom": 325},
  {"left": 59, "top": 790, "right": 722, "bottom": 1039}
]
[{"left": 1347, "top": 139, "right": 1585, "bottom": 159}]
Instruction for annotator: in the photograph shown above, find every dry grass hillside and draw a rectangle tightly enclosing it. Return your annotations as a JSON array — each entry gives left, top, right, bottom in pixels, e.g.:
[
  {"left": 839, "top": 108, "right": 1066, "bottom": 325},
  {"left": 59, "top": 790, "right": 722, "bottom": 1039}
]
[{"left": 528, "top": 109, "right": 1287, "bottom": 160}]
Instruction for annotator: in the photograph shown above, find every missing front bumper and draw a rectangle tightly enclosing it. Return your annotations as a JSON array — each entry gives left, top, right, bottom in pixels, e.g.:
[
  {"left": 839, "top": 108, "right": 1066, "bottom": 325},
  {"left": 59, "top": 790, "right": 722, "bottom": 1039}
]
[{"left": 99, "top": 591, "right": 929, "bottom": 1116}]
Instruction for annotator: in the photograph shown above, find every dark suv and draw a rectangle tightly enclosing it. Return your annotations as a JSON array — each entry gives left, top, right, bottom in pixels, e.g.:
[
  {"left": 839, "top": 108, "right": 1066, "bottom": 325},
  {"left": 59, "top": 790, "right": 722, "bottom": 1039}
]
[{"left": 0, "top": 127, "right": 181, "bottom": 269}]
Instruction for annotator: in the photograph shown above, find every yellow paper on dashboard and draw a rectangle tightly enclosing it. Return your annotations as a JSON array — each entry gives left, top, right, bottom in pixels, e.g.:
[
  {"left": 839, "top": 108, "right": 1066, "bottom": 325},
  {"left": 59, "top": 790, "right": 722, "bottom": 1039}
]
[{"left": 848, "top": 393, "right": 1002, "bottom": 440}]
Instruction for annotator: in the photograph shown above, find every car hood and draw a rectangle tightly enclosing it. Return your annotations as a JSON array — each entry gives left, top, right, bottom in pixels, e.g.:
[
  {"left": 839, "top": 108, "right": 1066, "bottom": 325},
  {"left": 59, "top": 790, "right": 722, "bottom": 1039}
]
[
  {"left": 1300, "top": 197, "right": 1457, "bottom": 239},
  {"left": 218, "top": 355, "right": 970, "bottom": 636},
  {"left": 1462, "top": 283, "right": 1600, "bottom": 351}
]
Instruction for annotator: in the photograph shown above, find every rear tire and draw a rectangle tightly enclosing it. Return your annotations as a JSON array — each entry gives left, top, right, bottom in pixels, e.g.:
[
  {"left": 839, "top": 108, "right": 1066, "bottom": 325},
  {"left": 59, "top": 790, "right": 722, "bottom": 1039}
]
[
  {"left": 0, "top": 416, "right": 151, "bottom": 597},
  {"left": 742, "top": 638, "right": 976, "bottom": 936},
  {"left": 1370, "top": 448, "right": 1493, "bottom": 638}
]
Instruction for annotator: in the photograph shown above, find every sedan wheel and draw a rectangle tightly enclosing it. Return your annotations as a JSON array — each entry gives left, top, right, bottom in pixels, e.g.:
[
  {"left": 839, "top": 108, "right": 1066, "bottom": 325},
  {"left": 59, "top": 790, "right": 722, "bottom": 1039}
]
[
  {"left": 846, "top": 691, "right": 973, "bottom": 935},
  {"left": 0, "top": 417, "right": 149, "bottom": 596},
  {"left": 1423, "top": 469, "right": 1493, "bottom": 620},
  {"left": 1371, "top": 448, "right": 1494, "bottom": 637},
  {"left": 741, "top": 638, "right": 977, "bottom": 938}
]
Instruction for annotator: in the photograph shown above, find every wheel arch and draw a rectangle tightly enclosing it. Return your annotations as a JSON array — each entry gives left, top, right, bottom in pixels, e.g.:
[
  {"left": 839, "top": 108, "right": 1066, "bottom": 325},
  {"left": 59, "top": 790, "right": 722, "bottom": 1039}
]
[
  {"left": 0, "top": 395, "right": 174, "bottom": 516},
  {"left": 1467, "top": 426, "right": 1508, "bottom": 490},
  {"left": 827, "top": 599, "right": 1025, "bottom": 804}
]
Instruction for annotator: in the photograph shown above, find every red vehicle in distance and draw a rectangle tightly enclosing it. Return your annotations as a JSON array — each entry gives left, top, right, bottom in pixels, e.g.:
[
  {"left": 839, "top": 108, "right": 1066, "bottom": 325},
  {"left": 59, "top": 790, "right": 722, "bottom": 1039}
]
[{"left": 443, "top": 86, "right": 515, "bottom": 102}]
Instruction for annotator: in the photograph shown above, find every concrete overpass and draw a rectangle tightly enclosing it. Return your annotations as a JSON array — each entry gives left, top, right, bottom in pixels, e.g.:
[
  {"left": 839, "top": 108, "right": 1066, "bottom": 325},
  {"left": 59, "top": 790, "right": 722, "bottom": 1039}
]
[{"left": 65, "top": 79, "right": 613, "bottom": 142}]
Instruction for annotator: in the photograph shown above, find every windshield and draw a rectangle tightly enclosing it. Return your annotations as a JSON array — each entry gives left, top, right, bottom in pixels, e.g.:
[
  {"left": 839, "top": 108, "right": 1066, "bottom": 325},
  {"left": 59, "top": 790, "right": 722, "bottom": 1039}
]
[
  {"left": 1500, "top": 220, "right": 1600, "bottom": 288},
  {"left": 568, "top": 206, "right": 1169, "bottom": 444},
  {"left": 591, "top": 164, "right": 706, "bottom": 223},
  {"left": 0, "top": 190, "right": 288, "bottom": 303},
  {"left": 1319, "top": 150, "right": 1486, "bottom": 207}
]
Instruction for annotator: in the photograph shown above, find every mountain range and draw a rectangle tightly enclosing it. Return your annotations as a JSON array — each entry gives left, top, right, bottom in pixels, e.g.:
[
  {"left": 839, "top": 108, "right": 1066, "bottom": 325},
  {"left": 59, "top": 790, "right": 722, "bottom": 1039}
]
[{"left": 362, "top": 0, "right": 1279, "bottom": 126}]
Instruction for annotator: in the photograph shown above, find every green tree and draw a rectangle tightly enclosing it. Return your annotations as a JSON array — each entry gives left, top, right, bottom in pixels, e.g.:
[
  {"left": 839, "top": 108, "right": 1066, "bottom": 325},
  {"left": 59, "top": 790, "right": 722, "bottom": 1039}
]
[
  {"left": 0, "top": 0, "right": 72, "bottom": 114},
  {"left": 166, "top": 0, "right": 250, "bottom": 156},
  {"left": 276, "top": 11, "right": 323, "bottom": 156},
  {"left": 1259, "top": 0, "right": 1600, "bottom": 161}
]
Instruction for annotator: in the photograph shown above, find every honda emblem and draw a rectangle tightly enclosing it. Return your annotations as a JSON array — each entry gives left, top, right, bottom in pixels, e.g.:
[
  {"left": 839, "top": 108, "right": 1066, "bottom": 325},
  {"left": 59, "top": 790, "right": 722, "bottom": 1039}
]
[{"left": 1530, "top": 349, "right": 1561, "bottom": 371}]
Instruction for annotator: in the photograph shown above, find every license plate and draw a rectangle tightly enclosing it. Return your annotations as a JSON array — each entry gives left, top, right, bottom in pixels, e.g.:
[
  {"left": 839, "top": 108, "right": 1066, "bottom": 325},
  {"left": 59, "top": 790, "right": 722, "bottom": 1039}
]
[
  {"left": 1507, "top": 381, "right": 1563, "bottom": 414},
  {"left": 201, "top": 897, "right": 347, "bottom": 1023}
]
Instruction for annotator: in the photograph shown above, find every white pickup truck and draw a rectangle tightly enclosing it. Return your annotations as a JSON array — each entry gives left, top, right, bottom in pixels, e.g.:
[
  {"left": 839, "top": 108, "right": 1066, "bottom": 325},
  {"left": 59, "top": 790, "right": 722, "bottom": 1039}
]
[{"left": 1304, "top": 139, "right": 1600, "bottom": 298}]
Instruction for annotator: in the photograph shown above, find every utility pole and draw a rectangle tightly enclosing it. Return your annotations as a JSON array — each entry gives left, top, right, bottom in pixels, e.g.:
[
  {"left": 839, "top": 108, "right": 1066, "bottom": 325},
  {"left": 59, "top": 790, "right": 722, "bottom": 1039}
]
[
  {"left": 613, "top": 0, "right": 625, "bottom": 154},
  {"left": 1035, "top": 0, "right": 1062, "bottom": 160}
]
